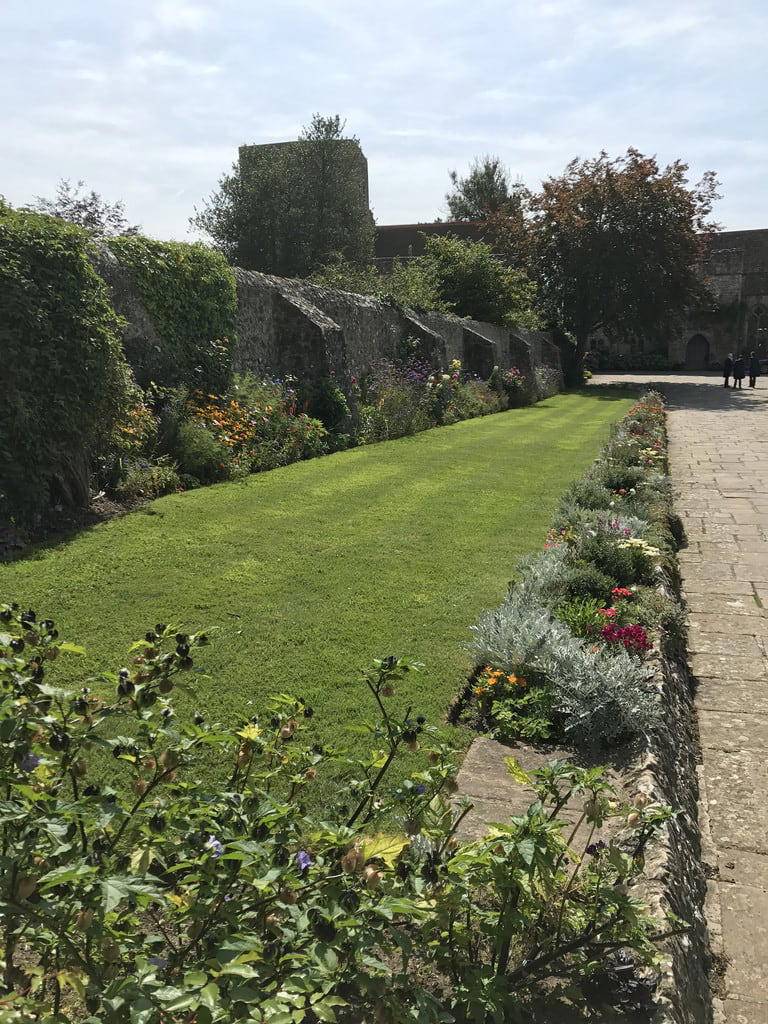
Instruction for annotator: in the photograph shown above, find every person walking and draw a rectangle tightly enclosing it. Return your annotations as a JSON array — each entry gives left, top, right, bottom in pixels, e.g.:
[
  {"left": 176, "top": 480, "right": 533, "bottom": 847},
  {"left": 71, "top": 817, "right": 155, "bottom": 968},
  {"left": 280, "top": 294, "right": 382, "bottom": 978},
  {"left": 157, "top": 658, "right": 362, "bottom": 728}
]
[
  {"left": 749, "top": 351, "right": 760, "bottom": 388},
  {"left": 733, "top": 354, "right": 746, "bottom": 390},
  {"left": 724, "top": 352, "right": 734, "bottom": 387}
]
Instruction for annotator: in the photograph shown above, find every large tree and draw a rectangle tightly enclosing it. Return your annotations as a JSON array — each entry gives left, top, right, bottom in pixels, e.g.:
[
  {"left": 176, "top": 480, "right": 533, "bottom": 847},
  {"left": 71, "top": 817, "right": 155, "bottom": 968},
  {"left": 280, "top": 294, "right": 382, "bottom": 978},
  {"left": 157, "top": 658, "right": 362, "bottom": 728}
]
[
  {"left": 446, "top": 156, "right": 524, "bottom": 221},
  {"left": 191, "top": 114, "right": 374, "bottom": 277},
  {"left": 529, "top": 149, "right": 720, "bottom": 379},
  {"left": 32, "top": 179, "right": 140, "bottom": 237}
]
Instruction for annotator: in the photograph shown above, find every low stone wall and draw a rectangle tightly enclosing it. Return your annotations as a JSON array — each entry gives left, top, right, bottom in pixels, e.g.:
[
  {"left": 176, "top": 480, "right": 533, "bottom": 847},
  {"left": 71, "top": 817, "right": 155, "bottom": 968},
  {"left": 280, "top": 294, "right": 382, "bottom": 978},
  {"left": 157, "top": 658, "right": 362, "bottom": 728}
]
[{"left": 96, "top": 254, "right": 562, "bottom": 401}]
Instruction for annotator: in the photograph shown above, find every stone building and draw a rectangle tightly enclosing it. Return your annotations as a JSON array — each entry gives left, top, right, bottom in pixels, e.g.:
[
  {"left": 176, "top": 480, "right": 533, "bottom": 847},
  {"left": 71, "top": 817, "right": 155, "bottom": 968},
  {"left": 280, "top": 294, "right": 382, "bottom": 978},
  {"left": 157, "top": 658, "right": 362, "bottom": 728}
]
[{"left": 375, "top": 222, "right": 768, "bottom": 370}]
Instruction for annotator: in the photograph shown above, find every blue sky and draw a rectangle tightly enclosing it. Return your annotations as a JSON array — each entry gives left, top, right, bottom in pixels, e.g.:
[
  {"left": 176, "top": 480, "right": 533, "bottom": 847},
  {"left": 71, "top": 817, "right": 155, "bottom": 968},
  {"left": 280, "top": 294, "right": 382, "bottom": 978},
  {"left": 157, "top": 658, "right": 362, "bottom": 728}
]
[{"left": 2, "top": 0, "right": 765, "bottom": 239}]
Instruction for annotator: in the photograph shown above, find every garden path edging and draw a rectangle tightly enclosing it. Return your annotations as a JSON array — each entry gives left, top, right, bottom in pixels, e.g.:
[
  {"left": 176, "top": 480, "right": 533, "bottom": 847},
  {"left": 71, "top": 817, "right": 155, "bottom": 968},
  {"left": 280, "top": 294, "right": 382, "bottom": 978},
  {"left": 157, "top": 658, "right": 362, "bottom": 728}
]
[{"left": 453, "top": 585, "right": 713, "bottom": 1023}]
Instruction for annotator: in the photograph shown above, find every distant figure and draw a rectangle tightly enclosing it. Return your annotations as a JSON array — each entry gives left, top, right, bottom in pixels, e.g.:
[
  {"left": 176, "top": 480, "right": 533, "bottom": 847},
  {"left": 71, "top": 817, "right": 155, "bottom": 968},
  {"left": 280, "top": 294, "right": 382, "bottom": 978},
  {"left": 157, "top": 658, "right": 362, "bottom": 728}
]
[
  {"left": 733, "top": 354, "right": 745, "bottom": 389},
  {"left": 723, "top": 352, "right": 734, "bottom": 387},
  {"left": 749, "top": 351, "right": 760, "bottom": 388}
]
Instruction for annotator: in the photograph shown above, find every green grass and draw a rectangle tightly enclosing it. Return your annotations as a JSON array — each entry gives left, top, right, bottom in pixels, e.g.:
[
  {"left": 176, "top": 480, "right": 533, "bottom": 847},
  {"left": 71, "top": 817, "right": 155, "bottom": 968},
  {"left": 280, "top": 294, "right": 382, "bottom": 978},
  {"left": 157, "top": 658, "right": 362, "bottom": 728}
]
[{"left": 2, "top": 391, "right": 633, "bottom": 790}]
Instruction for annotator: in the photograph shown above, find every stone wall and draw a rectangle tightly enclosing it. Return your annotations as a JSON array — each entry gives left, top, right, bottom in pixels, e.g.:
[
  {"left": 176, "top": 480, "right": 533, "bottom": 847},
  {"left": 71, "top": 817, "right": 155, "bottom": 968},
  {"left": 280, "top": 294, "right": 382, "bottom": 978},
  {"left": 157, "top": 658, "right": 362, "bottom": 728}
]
[{"left": 98, "top": 255, "right": 562, "bottom": 403}]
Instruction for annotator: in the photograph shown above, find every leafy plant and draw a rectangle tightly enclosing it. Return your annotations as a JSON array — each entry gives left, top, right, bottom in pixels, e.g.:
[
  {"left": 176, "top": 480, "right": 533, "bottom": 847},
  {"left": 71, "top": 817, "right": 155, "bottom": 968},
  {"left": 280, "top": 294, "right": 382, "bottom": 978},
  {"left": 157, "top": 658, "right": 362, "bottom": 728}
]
[
  {"left": 107, "top": 237, "right": 237, "bottom": 394},
  {"left": 113, "top": 459, "right": 182, "bottom": 501},
  {"left": 173, "top": 420, "right": 233, "bottom": 485},
  {"left": 0, "top": 606, "right": 675, "bottom": 1022},
  {"left": 0, "top": 202, "right": 132, "bottom": 525}
]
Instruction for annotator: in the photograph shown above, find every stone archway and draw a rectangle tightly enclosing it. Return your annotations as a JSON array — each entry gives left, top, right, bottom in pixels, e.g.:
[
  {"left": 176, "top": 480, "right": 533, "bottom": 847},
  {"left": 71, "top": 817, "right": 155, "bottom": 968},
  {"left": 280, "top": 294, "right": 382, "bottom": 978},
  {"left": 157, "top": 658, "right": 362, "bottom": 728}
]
[{"left": 685, "top": 334, "right": 710, "bottom": 370}]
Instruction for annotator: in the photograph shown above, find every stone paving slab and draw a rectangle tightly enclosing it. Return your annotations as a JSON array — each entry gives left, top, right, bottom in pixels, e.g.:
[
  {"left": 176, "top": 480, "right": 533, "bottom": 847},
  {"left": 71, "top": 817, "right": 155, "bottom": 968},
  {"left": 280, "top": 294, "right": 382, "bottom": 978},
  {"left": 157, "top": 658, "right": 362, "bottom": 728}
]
[
  {"left": 594, "top": 373, "right": 768, "bottom": 1022},
  {"left": 696, "top": 678, "right": 768, "bottom": 716}
]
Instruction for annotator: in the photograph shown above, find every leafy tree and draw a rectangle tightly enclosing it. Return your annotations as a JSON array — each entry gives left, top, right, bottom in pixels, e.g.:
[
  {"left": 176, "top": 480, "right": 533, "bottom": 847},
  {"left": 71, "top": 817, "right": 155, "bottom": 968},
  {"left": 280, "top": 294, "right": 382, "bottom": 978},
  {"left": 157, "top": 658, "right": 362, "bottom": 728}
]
[
  {"left": 446, "top": 155, "right": 524, "bottom": 221},
  {"left": 32, "top": 179, "right": 140, "bottom": 237},
  {"left": 529, "top": 149, "right": 720, "bottom": 379},
  {"left": 192, "top": 114, "right": 375, "bottom": 277},
  {"left": 421, "top": 234, "right": 541, "bottom": 328}
]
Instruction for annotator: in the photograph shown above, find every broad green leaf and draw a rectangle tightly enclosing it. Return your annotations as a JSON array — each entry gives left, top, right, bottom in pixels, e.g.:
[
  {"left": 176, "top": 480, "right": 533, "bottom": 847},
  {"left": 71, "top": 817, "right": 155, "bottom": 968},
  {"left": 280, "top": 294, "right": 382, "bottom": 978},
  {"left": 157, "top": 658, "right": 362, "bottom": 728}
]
[
  {"left": 38, "top": 863, "right": 97, "bottom": 891},
  {"left": 362, "top": 833, "right": 408, "bottom": 867},
  {"left": 59, "top": 642, "right": 86, "bottom": 655}
]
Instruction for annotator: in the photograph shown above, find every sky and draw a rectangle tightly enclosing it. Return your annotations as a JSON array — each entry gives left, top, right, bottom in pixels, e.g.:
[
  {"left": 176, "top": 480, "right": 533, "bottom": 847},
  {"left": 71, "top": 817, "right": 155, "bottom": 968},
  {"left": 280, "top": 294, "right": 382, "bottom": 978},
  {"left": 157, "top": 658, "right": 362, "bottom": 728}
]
[{"left": 1, "top": 0, "right": 766, "bottom": 239}]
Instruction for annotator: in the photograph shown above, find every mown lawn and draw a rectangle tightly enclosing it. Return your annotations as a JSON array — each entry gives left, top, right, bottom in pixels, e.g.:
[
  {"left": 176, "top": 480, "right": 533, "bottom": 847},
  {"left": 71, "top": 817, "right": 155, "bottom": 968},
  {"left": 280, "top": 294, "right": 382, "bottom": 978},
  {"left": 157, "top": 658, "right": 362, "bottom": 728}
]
[{"left": 2, "top": 391, "right": 633, "bottom": 791}]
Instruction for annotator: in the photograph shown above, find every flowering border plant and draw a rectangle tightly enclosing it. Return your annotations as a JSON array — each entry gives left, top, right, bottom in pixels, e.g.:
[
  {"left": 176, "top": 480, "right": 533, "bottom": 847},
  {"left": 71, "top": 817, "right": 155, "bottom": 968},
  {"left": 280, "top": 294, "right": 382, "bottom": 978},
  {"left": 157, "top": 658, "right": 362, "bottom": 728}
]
[{"left": 1, "top": 604, "right": 675, "bottom": 1023}]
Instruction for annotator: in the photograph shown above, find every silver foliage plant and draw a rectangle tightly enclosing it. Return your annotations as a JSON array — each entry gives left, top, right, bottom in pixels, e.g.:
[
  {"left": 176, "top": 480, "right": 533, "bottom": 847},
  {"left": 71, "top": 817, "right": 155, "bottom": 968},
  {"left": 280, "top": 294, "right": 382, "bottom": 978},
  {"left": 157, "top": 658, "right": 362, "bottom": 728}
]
[{"left": 468, "top": 585, "right": 659, "bottom": 749}]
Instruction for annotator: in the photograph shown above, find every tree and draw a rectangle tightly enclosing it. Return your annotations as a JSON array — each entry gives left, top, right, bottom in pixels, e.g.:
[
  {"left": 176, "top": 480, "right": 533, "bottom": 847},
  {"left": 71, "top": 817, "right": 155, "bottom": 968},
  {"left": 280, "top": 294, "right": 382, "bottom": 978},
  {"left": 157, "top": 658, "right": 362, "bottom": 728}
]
[
  {"left": 446, "top": 156, "right": 524, "bottom": 221},
  {"left": 420, "top": 234, "right": 540, "bottom": 328},
  {"left": 191, "top": 114, "right": 375, "bottom": 277},
  {"left": 529, "top": 149, "right": 720, "bottom": 380},
  {"left": 32, "top": 179, "right": 140, "bottom": 237}
]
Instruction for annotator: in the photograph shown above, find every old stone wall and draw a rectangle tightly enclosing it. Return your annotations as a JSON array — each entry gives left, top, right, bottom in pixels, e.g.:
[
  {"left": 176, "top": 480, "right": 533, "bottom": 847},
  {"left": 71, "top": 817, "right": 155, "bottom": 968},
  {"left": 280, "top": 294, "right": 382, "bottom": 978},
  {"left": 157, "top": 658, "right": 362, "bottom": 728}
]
[{"left": 98, "top": 256, "right": 562, "bottom": 401}]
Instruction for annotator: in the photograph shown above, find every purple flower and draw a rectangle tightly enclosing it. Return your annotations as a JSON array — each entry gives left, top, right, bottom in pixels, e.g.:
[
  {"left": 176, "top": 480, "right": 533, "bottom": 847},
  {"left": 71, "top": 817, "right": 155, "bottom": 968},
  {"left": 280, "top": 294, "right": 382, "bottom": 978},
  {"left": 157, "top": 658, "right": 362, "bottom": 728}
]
[
  {"left": 296, "top": 850, "right": 313, "bottom": 873},
  {"left": 586, "top": 840, "right": 607, "bottom": 856},
  {"left": 19, "top": 752, "right": 40, "bottom": 773},
  {"left": 148, "top": 956, "right": 168, "bottom": 968},
  {"left": 205, "top": 835, "right": 224, "bottom": 857},
  {"left": 415, "top": 783, "right": 426, "bottom": 795}
]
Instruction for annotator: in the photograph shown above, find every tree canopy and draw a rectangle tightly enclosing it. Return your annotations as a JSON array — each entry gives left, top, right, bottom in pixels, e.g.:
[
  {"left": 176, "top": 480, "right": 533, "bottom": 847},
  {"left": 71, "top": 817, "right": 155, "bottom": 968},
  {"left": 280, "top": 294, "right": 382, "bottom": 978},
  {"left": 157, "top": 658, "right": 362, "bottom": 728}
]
[
  {"left": 32, "top": 179, "right": 140, "bottom": 238},
  {"left": 191, "top": 114, "right": 375, "bottom": 277},
  {"left": 528, "top": 149, "right": 720, "bottom": 374},
  {"left": 446, "top": 156, "right": 524, "bottom": 221}
]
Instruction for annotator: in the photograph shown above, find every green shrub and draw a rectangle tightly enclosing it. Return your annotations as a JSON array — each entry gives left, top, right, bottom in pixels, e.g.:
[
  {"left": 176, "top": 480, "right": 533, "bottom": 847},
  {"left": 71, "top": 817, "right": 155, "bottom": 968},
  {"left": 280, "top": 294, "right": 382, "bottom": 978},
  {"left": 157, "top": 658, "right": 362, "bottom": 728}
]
[
  {"left": 560, "top": 475, "right": 613, "bottom": 511},
  {"left": 556, "top": 597, "right": 611, "bottom": 637},
  {"left": 561, "top": 564, "right": 616, "bottom": 602},
  {"left": 577, "top": 534, "right": 656, "bottom": 587},
  {"left": 296, "top": 373, "right": 351, "bottom": 442},
  {"left": 594, "top": 463, "right": 646, "bottom": 493},
  {"left": 0, "top": 203, "right": 132, "bottom": 525},
  {"left": 113, "top": 458, "right": 181, "bottom": 501},
  {"left": 633, "top": 586, "right": 687, "bottom": 649},
  {"left": 107, "top": 236, "right": 237, "bottom": 393},
  {"left": 0, "top": 606, "right": 671, "bottom": 1022},
  {"left": 173, "top": 420, "right": 233, "bottom": 484}
]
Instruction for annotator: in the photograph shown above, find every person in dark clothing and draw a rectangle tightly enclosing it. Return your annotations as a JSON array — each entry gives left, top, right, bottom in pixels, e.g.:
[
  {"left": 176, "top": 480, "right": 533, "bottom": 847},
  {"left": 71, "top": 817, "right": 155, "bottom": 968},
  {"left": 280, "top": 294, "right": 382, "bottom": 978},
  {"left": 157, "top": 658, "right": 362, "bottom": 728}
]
[
  {"left": 723, "top": 353, "right": 734, "bottom": 387},
  {"left": 749, "top": 351, "right": 760, "bottom": 388},
  {"left": 733, "top": 354, "right": 746, "bottom": 389}
]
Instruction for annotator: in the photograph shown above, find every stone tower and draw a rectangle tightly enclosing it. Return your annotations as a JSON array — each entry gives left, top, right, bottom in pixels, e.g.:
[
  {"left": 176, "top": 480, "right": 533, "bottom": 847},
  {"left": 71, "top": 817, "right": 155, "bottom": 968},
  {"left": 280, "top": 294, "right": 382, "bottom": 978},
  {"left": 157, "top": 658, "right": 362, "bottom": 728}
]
[{"left": 238, "top": 139, "right": 370, "bottom": 208}]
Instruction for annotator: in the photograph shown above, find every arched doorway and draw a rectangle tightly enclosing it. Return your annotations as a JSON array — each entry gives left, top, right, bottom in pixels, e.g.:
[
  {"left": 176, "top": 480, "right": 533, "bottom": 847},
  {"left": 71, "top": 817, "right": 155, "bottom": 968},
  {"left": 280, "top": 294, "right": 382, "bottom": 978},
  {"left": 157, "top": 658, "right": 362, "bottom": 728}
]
[{"left": 685, "top": 334, "right": 710, "bottom": 370}]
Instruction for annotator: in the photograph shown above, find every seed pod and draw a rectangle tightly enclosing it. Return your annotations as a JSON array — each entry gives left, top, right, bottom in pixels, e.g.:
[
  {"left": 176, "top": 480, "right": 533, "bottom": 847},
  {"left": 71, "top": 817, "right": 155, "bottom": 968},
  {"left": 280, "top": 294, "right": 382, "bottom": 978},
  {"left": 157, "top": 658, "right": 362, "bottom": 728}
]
[
  {"left": 381, "top": 683, "right": 395, "bottom": 697},
  {"left": 102, "top": 938, "right": 121, "bottom": 963},
  {"left": 279, "top": 888, "right": 299, "bottom": 905},
  {"left": 428, "top": 751, "right": 441, "bottom": 765},
  {"left": 265, "top": 913, "right": 282, "bottom": 930},
  {"left": 75, "top": 908, "right": 94, "bottom": 931},
  {"left": 632, "top": 792, "right": 650, "bottom": 810},
  {"left": 405, "top": 739, "right": 419, "bottom": 752},
  {"left": 159, "top": 750, "right": 179, "bottom": 769},
  {"left": 158, "top": 679, "right": 173, "bottom": 694},
  {"left": 17, "top": 876, "right": 37, "bottom": 899},
  {"left": 132, "top": 778, "right": 149, "bottom": 796},
  {"left": 304, "top": 767, "right": 317, "bottom": 780},
  {"left": 73, "top": 759, "right": 87, "bottom": 778},
  {"left": 341, "top": 842, "right": 365, "bottom": 874},
  {"left": 362, "top": 865, "right": 383, "bottom": 890},
  {"left": 583, "top": 798, "right": 598, "bottom": 817},
  {"left": 627, "top": 812, "right": 642, "bottom": 827},
  {"left": 46, "top": 647, "right": 60, "bottom": 661}
]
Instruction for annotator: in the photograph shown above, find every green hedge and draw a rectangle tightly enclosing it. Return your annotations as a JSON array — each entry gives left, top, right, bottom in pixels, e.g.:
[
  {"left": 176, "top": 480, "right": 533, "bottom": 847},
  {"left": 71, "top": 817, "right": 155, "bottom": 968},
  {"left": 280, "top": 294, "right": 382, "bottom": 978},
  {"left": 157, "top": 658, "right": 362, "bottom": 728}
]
[
  {"left": 0, "top": 202, "right": 131, "bottom": 525},
  {"left": 107, "top": 237, "right": 237, "bottom": 393}
]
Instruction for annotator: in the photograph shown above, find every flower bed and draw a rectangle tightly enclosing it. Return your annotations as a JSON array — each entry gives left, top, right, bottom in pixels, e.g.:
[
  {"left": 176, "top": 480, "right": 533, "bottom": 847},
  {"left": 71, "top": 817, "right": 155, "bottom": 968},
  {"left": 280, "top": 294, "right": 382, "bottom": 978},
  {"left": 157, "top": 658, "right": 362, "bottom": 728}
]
[
  {"left": 457, "top": 390, "right": 712, "bottom": 1023},
  {"left": 463, "top": 392, "right": 681, "bottom": 751}
]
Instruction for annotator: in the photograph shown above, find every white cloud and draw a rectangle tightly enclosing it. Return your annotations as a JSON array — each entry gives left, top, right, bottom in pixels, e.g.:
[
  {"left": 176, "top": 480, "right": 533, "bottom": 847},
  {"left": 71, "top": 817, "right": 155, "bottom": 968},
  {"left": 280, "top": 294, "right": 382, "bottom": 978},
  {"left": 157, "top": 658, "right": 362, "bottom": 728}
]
[{"left": 1, "top": 0, "right": 766, "bottom": 236}]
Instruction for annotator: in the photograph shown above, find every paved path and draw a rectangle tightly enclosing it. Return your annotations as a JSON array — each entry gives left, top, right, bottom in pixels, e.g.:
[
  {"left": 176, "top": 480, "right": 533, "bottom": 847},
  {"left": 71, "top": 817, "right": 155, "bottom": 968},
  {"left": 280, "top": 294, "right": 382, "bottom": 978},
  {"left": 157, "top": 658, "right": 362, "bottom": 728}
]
[{"left": 594, "top": 372, "right": 768, "bottom": 1024}]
